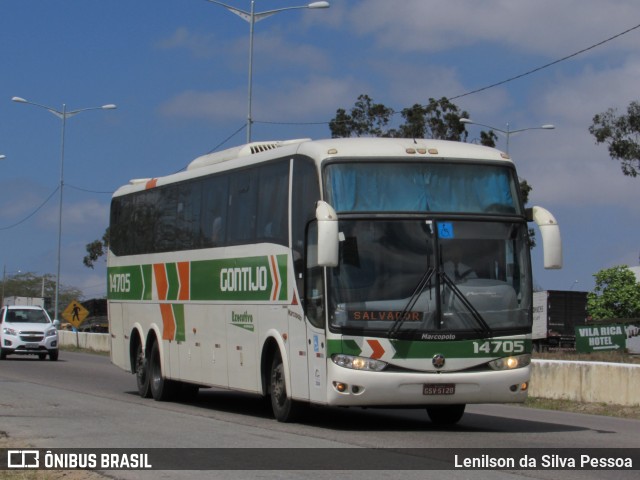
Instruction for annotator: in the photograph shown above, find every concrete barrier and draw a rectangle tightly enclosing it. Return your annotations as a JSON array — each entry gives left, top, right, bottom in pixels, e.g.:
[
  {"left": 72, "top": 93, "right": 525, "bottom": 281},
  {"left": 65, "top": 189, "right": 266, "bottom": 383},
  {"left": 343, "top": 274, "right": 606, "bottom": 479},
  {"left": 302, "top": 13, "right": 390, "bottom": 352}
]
[
  {"left": 57, "top": 332, "right": 640, "bottom": 407},
  {"left": 58, "top": 330, "right": 110, "bottom": 353},
  {"left": 530, "top": 359, "right": 640, "bottom": 407}
]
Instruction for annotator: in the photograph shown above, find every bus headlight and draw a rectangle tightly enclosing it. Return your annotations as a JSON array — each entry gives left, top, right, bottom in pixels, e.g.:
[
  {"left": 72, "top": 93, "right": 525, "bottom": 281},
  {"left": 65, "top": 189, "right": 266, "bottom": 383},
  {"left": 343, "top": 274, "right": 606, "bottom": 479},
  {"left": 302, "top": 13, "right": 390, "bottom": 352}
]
[
  {"left": 488, "top": 354, "right": 531, "bottom": 371},
  {"left": 332, "top": 354, "right": 387, "bottom": 372}
]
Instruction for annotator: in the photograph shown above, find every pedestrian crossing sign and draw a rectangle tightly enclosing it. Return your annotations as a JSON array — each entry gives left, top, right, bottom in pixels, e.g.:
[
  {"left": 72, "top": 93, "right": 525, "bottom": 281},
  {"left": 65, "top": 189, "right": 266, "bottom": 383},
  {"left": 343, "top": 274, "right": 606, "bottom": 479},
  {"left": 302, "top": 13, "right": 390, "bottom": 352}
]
[{"left": 62, "top": 300, "right": 90, "bottom": 327}]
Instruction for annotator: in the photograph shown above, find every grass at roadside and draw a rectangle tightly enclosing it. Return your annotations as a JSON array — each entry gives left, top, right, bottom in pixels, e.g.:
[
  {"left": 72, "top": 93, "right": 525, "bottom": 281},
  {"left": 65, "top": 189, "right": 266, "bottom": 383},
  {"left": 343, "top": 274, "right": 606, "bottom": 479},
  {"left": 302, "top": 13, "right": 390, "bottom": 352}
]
[
  {"left": 523, "top": 397, "right": 640, "bottom": 420},
  {"left": 533, "top": 350, "right": 640, "bottom": 364}
]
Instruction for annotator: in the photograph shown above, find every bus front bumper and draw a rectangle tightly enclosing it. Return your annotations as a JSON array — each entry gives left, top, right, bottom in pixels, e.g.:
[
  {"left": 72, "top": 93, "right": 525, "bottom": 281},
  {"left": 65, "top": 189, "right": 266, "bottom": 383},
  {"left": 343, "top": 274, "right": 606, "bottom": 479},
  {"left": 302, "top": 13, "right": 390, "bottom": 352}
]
[{"left": 326, "top": 362, "right": 530, "bottom": 406}]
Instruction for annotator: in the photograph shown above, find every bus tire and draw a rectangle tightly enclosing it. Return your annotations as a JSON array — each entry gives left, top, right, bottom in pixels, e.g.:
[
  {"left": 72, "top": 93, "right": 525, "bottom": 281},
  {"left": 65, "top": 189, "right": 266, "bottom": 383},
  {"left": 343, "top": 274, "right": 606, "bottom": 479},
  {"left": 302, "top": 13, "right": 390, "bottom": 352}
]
[
  {"left": 135, "top": 342, "right": 151, "bottom": 398},
  {"left": 426, "top": 404, "right": 465, "bottom": 426},
  {"left": 149, "top": 340, "right": 176, "bottom": 401},
  {"left": 269, "top": 351, "right": 303, "bottom": 422}
]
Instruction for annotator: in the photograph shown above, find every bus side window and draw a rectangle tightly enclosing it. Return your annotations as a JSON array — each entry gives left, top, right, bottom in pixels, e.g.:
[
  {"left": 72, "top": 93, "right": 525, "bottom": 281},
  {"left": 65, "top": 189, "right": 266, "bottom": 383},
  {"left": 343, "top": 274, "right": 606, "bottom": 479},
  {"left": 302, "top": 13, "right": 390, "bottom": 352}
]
[
  {"left": 227, "top": 170, "right": 257, "bottom": 245},
  {"left": 256, "top": 161, "right": 289, "bottom": 245},
  {"left": 200, "top": 175, "right": 228, "bottom": 247}
]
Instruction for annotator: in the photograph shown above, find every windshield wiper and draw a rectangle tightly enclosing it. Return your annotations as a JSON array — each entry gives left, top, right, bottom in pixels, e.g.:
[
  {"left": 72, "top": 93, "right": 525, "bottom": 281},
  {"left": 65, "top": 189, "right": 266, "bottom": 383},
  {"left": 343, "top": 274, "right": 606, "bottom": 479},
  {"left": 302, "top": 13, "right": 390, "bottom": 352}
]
[
  {"left": 387, "top": 266, "right": 436, "bottom": 338},
  {"left": 439, "top": 272, "right": 493, "bottom": 337}
]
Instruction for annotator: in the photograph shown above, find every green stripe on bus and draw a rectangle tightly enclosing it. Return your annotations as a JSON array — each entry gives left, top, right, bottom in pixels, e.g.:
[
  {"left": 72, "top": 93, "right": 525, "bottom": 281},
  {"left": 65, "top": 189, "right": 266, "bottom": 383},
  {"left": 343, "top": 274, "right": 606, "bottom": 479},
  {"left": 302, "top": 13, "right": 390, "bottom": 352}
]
[
  {"left": 327, "top": 338, "right": 532, "bottom": 359},
  {"left": 173, "top": 303, "right": 185, "bottom": 342},
  {"left": 109, "top": 255, "right": 288, "bottom": 303},
  {"left": 166, "top": 263, "right": 179, "bottom": 301},
  {"left": 142, "top": 265, "right": 152, "bottom": 300}
]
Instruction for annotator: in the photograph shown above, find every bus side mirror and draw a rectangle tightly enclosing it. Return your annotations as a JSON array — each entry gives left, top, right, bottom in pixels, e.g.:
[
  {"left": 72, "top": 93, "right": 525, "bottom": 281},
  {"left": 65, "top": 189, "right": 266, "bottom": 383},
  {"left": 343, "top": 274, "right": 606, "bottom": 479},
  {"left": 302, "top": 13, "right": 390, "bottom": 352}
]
[
  {"left": 315, "top": 201, "right": 339, "bottom": 267},
  {"left": 527, "top": 206, "right": 562, "bottom": 269}
]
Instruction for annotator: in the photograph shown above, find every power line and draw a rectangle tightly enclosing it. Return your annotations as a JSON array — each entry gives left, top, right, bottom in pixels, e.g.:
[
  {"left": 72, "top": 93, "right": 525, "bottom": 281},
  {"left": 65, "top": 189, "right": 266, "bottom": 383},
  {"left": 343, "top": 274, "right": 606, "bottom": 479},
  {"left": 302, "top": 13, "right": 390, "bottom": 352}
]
[
  {"left": 450, "top": 22, "right": 640, "bottom": 100},
  {"left": 66, "top": 184, "right": 115, "bottom": 195},
  {"left": 206, "top": 123, "right": 247, "bottom": 154},
  {"left": 252, "top": 22, "right": 640, "bottom": 127},
  {"left": 0, "top": 186, "right": 59, "bottom": 231}
]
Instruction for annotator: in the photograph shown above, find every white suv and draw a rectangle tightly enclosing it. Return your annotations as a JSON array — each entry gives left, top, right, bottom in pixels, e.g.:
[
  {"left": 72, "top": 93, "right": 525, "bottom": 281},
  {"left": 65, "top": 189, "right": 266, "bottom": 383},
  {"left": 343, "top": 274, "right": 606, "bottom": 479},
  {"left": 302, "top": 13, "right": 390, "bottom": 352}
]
[{"left": 0, "top": 305, "right": 59, "bottom": 361}]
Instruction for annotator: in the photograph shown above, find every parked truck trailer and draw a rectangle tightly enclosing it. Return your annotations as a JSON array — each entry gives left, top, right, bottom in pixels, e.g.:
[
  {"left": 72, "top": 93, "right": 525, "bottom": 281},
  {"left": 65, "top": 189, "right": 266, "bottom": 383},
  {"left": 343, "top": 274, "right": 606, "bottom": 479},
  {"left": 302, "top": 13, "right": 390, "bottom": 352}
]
[{"left": 532, "top": 290, "right": 588, "bottom": 351}]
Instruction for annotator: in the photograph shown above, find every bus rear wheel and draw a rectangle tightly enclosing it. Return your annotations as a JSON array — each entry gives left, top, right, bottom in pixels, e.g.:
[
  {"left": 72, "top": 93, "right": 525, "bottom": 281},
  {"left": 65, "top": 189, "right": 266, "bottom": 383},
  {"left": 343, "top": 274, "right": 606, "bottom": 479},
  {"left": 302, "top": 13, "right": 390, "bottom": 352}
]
[
  {"left": 149, "top": 340, "right": 176, "bottom": 401},
  {"left": 135, "top": 342, "right": 151, "bottom": 398},
  {"left": 426, "top": 404, "right": 466, "bottom": 426},
  {"left": 269, "top": 351, "right": 303, "bottom": 422}
]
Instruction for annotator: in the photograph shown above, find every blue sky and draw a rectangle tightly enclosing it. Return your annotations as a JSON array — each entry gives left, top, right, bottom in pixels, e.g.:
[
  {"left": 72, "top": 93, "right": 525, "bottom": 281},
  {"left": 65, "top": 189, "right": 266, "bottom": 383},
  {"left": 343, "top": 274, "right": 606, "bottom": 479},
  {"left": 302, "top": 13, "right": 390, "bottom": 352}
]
[{"left": 1, "top": 0, "right": 639, "bottom": 300}]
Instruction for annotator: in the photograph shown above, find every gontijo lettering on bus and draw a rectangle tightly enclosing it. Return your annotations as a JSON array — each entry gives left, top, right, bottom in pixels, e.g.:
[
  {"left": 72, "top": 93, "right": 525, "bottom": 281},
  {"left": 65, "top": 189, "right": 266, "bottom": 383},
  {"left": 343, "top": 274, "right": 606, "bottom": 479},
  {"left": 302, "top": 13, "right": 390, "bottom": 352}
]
[{"left": 107, "top": 255, "right": 287, "bottom": 302}]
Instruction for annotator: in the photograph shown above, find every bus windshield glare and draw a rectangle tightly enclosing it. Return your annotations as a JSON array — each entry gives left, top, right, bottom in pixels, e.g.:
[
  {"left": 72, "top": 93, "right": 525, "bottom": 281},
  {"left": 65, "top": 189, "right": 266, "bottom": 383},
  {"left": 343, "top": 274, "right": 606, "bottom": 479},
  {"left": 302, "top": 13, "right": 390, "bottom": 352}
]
[{"left": 325, "top": 161, "right": 522, "bottom": 214}]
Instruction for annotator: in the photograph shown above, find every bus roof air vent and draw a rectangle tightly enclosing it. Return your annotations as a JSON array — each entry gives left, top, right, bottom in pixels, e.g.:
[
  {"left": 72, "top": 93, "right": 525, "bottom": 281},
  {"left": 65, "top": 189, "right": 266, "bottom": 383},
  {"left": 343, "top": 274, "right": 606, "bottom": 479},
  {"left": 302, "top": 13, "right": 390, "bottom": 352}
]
[
  {"left": 187, "top": 138, "right": 311, "bottom": 170},
  {"left": 247, "top": 142, "right": 281, "bottom": 155}
]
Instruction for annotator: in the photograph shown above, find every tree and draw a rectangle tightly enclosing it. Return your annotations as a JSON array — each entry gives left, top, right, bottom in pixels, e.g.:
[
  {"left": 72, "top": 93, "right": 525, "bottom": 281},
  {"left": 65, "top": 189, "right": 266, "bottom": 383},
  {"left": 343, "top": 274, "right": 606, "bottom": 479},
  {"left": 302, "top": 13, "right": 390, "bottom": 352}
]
[
  {"left": 589, "top": 100, "right": 640, "bottom": 177},
  {"left": 329, "top": 95, "right": 471, "bottom": 141},
  {"left": 395, "top": 98, "right": 470, "bottom": 141},
  {"left": 587, "top": 265, "right": 640, "bottom": 320},
  {"left": 0, "top": 272, "right": 82, "bottom": 318},
  {"left": 84, "top": 228, "right": 110, "bottom": 269},
  {"left": 328, "top": 95, "right": 394, "bottom": 138}
]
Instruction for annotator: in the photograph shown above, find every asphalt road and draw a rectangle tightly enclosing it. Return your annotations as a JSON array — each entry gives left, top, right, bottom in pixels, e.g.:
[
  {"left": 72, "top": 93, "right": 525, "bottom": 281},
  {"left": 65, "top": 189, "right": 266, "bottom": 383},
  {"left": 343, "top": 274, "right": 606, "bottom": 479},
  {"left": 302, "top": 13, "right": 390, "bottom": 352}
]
[{"left": 1, "top": 351, "right": 639, "bottom": 480}]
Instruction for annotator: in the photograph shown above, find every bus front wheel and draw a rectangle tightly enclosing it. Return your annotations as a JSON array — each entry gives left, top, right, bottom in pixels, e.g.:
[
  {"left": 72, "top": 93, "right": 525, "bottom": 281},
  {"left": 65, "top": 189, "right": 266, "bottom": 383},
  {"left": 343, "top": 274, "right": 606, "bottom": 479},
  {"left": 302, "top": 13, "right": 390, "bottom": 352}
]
[
  {"left": 426, "top": 404, "right": 466, "bottom": 426},
  {"left": 269, "top": 351, "right": 303, "bottom": 422}
]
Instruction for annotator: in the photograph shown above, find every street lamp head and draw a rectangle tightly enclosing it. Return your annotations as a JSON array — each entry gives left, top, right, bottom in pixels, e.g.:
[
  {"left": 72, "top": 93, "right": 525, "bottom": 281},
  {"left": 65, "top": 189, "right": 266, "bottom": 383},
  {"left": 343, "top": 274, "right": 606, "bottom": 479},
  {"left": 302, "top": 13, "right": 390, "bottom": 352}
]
[
  {"left": 101, "top": 104, "right": 117, "bottom": 110},
  {"left": 459, "top": 118, "right": 472, "bottom": 124},
  {"left": 308, "top": 1, "right": 330, "bottom": 8},
  {"left": 11, "top": 96, "right": 28, "bottom": 104},
  {"left": 541, "top": 124, "right": 555, "bottom": 130}
]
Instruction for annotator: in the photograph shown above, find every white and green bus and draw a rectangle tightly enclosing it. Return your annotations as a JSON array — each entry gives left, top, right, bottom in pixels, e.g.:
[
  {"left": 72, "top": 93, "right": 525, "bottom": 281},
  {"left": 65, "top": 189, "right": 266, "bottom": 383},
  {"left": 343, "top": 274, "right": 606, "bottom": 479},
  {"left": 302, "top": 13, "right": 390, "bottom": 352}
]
[{"left": 108, "top": 137, "right": 561, "bottom": 425}]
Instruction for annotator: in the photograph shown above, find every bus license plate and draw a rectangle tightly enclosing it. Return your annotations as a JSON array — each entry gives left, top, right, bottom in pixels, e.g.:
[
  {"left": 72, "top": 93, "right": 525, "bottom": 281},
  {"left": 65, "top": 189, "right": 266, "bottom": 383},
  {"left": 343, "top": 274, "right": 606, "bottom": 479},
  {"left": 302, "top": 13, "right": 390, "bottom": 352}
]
[{"left": 423, "top": 384, "right": 455, "bottom": 395}]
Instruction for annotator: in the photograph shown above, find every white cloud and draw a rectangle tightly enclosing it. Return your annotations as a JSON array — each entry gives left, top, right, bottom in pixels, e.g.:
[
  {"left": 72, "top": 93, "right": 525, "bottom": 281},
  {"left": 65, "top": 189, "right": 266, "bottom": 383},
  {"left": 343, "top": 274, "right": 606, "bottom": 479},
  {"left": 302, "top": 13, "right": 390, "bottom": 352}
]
[
  {"left": 27, "top": 198, "right": 109, "bottom": 239},
  {"left": 345, "top": 1, "right": 640, "bottom": 56},
  {"left": 159, "top": 89, "right": 246, "bottom": 122},
  {"left": 156, "top": 26, "right": 235, "bottom": 59},
  {"left": 512, "top": 56, "right": 640, "bottom": 209},
  {"left": 159, "top": 75, "right": 363, "bottom": 123}
]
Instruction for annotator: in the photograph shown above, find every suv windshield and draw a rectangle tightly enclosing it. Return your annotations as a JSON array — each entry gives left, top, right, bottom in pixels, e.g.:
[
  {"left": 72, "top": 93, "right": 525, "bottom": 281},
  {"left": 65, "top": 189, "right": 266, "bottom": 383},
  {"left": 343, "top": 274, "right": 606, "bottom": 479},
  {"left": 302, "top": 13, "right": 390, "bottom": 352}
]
[
  {"left": 327, "top": 219, "right": 532, "bottom": 339},
  {"left": 5, "top": 309, "right": 50, "bottom": 324}
]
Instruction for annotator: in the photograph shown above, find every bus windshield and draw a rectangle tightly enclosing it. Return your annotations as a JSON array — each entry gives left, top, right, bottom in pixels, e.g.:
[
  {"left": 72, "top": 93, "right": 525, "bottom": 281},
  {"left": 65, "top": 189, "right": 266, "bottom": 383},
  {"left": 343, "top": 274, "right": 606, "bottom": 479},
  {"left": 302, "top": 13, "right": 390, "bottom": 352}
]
[
  {"left": 324, "top": 161, "right": 521, "bottom": 214},
  {"left": 327, "top": 219, "right": 532, "bottom": 338}
]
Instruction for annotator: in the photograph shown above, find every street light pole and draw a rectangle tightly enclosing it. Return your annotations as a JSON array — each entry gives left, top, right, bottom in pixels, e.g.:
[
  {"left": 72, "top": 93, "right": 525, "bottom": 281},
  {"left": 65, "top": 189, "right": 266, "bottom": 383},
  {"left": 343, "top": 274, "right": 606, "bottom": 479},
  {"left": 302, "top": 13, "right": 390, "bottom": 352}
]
[
  {"left": 11, "top": 97, "right": 116, "bottom": 320},
  {"left": 460, "top": 118, "right": 555, "bottom": 154},
  {"left": 205, "top": 0, "right": 330, "bottom": 143}
]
